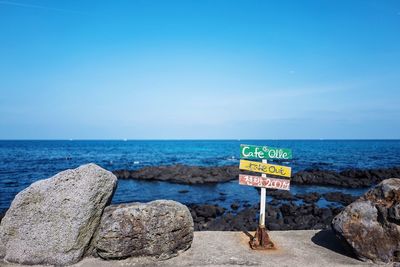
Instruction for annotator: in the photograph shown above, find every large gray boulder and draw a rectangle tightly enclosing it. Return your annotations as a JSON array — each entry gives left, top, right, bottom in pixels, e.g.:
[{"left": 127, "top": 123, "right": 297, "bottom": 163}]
[
  {"left": 0, "top": 163, "right": 117, "bottom": 265},
  {"left": 92, "top": 200, "right": 194, "bottom": 260},
  {"left": 332, "top": 178, "right": 400, "bottom": 263}
]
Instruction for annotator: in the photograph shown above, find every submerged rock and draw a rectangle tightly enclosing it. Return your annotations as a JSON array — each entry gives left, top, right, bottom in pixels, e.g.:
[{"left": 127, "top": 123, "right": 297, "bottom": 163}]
[
  {"left": 296, "top": 192, "right": 321, "bottom": 203},
  {"left": 332, "top": 178, "right": 400, "bottom": 263},
  {"left": 266, "top": 189, "right": 297, "bottom": 201},
  {"left": 231, "top": 203, "right": 239, "bottom": 210},
  {"left": 92, "top": 200, "right": 194, "bottom": 260},
  {"left": 323, "top": 192, "right": 357, "bottom": 206},
  {"left": 0, "top": 163, "right": 117, "bottom": 265}
]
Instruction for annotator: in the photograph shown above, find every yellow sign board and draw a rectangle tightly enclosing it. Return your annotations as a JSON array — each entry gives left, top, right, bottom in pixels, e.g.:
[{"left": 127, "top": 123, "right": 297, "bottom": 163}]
[{"left": 239, "top": 159, "right": 291, "bottom": 178}]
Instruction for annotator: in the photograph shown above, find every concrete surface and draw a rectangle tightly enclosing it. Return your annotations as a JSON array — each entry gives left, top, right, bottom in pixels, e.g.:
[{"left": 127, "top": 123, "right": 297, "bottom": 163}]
[{"left": 1, "top": 230, "right": 380, "bottom": 266}]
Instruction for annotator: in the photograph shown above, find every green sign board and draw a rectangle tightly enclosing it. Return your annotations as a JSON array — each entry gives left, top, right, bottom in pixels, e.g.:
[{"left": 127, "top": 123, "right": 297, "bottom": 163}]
[{"left": 240, "top": 144, "right": 292, "bottom": 160}]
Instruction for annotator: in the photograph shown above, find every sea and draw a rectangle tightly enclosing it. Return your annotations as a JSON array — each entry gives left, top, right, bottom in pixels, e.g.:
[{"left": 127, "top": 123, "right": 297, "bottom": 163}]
[{"left": 1, "top": 140, "right": 400, "bottom": 213}]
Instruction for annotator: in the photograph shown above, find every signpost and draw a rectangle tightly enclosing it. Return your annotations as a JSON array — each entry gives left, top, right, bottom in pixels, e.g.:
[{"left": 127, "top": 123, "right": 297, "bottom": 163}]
[
  {"left": 240, "top": 144, "right": 292, "bottom": 160},
  {"left": 239, "top": 144, "right": 292, "bottom": 250},
  {"left": 239, "top": 174, "right": 290, "bottom": 190},
  {"left": 239, "top": 160, "right": 291, "bottom": 177}
]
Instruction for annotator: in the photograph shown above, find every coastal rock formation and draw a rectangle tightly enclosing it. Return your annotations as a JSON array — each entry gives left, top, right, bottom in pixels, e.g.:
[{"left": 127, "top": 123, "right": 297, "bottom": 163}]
[
  {"left": 113, "top": 164, "right": 239, "bottom": 184},
  {"left": 0, "top": 164, "right": 117, "bottom": 265},
  {"left": 322, "top": 192, "right": 357, "bottom": 206},
  {"left": 296, "top": 192, "right": 321, "bottom": 203},
  {"left": 292, "top": 167, "right": 400, "bottom": 188},
  {"left": 332, "top": 178, "right": 400, "bottom": 263},
  {"left": 189, "top": 204, "right": 225, "bottom": 220},
  {"left": 266, "top": 189, "right": 297, "bottom": 200},
  {"left": 92, "top": 200, "right": 194, "bottom": 260},
  {"left": 190, "top": 202, "right": 342, "bottom": 231},
  {"left": 114, "top": 164, "right": 400, "bottom": 187}
]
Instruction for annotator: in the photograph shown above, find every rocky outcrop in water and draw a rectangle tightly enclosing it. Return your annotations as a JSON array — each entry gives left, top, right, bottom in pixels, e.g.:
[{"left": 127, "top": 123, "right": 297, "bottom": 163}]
[
  {"left": 296, "top": 192, "right": 321, "bottom": 203},
  {"left": 322, "top": 192, "right": 357, "bottom": 206},
  {"left": 0, "top": 164, "right": 117, "bottom": 266},
  {"left": 292, "top": 167, "right": 400, "bottom": 188},
  {"left": 187, "top": 188, "right": 361, "bottom": 231},
  {"left": 92, "top": 200, "right": 193, "bottom": 260},
  {"left": 332, "top": 178, "right": 400, "bottom": 263},
  {"left": 189, "top": 201, "right": 343, "bottom": 231},
  {"left": 114, "top": 164, "right": 239, "bottom": 184},
  {"left": 114, "top": 165, "right": 400, "bottom": 187}
]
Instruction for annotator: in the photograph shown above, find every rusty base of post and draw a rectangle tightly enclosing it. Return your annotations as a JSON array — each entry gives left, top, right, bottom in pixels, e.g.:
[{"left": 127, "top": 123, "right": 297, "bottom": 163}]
[{"left": 249, "top": 225, "right": 275, "bottom": 250}]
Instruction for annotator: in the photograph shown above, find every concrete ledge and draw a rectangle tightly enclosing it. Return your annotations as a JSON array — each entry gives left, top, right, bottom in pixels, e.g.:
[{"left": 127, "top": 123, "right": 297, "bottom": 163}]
[{"left": 2, "top": 230, "right": 375, "bottom": 266}]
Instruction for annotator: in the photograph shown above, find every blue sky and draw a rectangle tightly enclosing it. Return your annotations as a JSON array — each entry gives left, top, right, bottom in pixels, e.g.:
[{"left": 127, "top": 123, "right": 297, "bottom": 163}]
[{"left": 0, "top": 0, "right": 399, "bottom": 139}]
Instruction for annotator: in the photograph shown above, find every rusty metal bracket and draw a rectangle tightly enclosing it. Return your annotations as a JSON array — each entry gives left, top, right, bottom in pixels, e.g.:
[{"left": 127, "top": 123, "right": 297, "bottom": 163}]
[{"left": 249, "top": 225, "right": 275, "bottom": 250}]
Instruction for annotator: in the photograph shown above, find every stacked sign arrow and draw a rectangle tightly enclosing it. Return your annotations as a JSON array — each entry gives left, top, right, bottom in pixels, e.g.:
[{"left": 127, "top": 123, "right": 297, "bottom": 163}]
[{"left": 239, "top": 144, "right": 292, "bottom": 190}]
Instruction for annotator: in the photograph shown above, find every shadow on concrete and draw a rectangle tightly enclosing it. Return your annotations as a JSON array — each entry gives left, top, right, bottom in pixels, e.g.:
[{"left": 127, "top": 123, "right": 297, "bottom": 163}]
[{"left": 311, "top": 229, "right": 358, "bottom": 260}]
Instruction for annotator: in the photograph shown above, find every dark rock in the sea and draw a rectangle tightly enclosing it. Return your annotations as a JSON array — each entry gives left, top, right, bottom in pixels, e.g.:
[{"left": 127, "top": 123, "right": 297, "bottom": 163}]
[
  {"left": 0, "top": 164, "right": 117, "bottom": 265},
  {"left": 323, "top": 192, "right": 358, "bottom": 206},
  {"left": 296, "top": 192, "right": 321, "bottom": 203},
  {"left": 276, "top": 203, "right": 336, "bottom": 230},
  {"left": 332, "top": 178, "right": 400, "bottom": 263},
  {"left": 231, "top": 203, "right": 239, "bottom": 210},
  {"left": 206, "top": 206, "right": 259, "bottom": 231},
  {"left": 269, "top": 199, "right": 280, "bottom": 206},
  {"left": 113, "top": 164, "right": 239, "bottom": 184},
  {"left": 280, "top": 203, "right": 297, "bottom": 216},
  {"left": 292, "top": 167, "right": 400, "bottom": 188},
  {"left": 188, "top": 204, "right": 225, "bottom": 227},
  {"left": 115, "top": 164, "right": 400, "bottom": 187},
  {"left": 185, "top": 190, "right": 356, "bottom": 232},
  {"left": 192, "top": 200, "right": 343, "bottom": 232},
  {"left": 92, "top": 200, "right": 193, "bottom": 260},
  {"left": 178, "top": 189, "right": 189, "bottom": 194},
  {"left": 266, "top": 189, "right": 297, "bottom": 201}
]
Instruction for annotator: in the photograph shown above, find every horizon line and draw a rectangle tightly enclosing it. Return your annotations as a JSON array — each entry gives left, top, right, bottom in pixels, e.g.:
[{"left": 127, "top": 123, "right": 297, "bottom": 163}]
[{"left": 0, "top": 138, "right": 399, "bottom": 141}]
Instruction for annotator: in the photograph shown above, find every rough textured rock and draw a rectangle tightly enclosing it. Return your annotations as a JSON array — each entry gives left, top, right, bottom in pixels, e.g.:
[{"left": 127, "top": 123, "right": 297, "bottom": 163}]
[
  {"left": 332, "top": 178, "right": 400, "bottom": 263},
  {"left": 190, "top": 202, "right": 342, "bottom": 231},
  {"left": 113, "top": 164, "right": 239, "bottom": 184},
  {"left": 323, "top": 192, "right": 357, "bottom": 206},
  {"left": 296, "top": 192, "right": 321, "bottom": 203},
  {"left": 93, "top": 200, "right": 194, "bottom": 260},
  {"left": 115, "top": 164, "right": 400, "bottom": 187},
  {"left": 0, "top": 163, "right": 117, "bottom": 265},
  {"left": 266, "top": 189, "right": 297, "bottom": 200},
  {"left": 293, "top": 167, "right": 400, "bottom": 188}
]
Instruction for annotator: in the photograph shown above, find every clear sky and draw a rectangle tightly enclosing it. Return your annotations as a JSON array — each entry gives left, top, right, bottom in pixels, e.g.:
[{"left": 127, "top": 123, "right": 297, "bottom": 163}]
[{"left": 0, "top": 0, "right": 399, "bottom": 139}]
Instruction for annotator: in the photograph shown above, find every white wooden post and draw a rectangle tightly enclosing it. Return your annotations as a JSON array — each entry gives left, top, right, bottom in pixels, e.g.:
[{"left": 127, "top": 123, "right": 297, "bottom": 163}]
[{"left": 259, "top": 159, "right": 267, "bottom": 227}]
